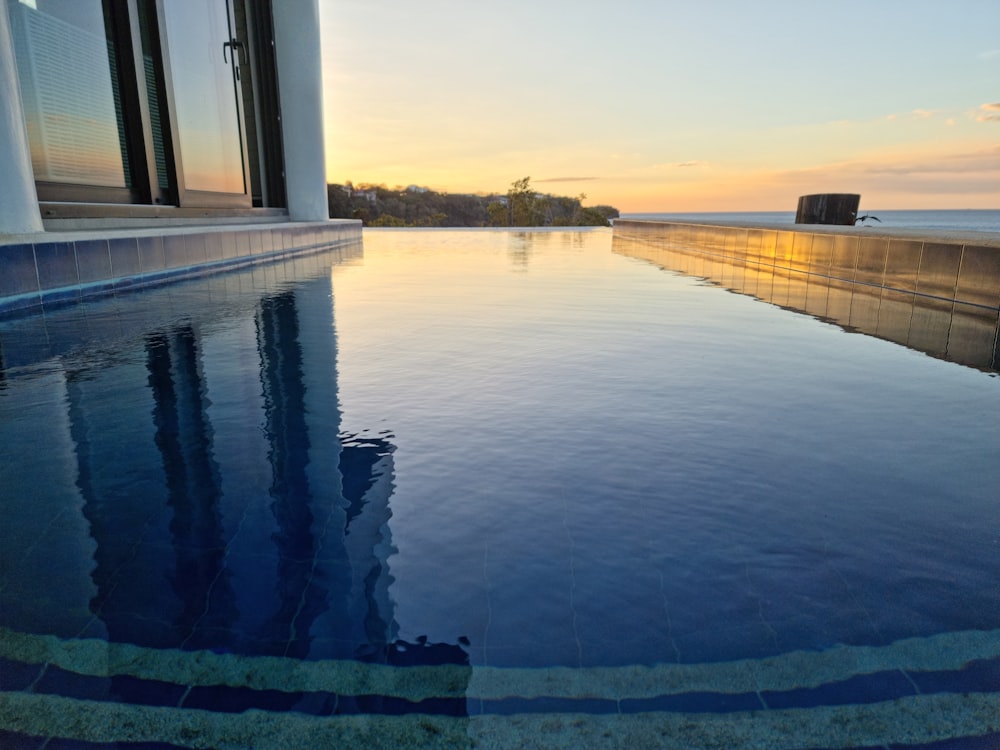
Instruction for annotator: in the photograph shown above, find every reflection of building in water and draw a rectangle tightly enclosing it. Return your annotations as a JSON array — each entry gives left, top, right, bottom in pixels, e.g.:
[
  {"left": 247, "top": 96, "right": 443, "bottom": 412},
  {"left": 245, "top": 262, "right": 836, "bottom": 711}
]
[
  {"left": 0, "top": 264, "right": 469, "bottom": 716},
  {"left": 613, "top": 224, "right": 1000, "bottom": 373},
  {"left": 60, "top": 277, "right": 402, "bottom": 660}
]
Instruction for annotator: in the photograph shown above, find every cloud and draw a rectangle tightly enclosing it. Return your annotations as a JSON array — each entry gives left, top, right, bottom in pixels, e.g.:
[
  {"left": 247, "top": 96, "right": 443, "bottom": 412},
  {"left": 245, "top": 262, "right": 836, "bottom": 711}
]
[
  {"left": 534, "top": 176, "right": 597, "bottom": 182},
  {"left": 911, "top": 109, "right": 938, "bottom": 119},
  {"left": 978, "top": 49, "right": 1000, "bottom": 60},
  {"left": 644, "top": 161, "right": 710, "bottom": 170},
  {"left": 765, "top": 146, "right": 1000, "bottom": 198},
  {"left": 862, "top": 146, "right": 1000, "bottom": 175},
  {"left": 976, "top": 102, "right": 1000, "bottom": 122}
]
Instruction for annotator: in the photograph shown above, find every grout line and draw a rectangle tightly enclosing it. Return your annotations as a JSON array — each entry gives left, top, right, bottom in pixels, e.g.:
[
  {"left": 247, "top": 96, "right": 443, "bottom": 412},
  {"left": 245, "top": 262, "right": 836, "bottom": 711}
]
[
  {"left": 482, "top": 540, "right": 492, "bottom": 668},
  {"left": 562, "top": 487, "right": 583, "bottom": 668},
  {"left": 745, "top": 563, "right": 780, "bottom": 652}
]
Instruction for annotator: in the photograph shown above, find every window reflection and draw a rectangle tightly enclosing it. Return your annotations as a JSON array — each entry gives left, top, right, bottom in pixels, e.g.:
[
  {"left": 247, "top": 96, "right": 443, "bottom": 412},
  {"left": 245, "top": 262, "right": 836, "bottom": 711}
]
[
  {"left": 7, "top": 0, "right": 127, "bottom": 187},
  {"left": 160, "top": 0, "right": 246, "bottom": 195}
]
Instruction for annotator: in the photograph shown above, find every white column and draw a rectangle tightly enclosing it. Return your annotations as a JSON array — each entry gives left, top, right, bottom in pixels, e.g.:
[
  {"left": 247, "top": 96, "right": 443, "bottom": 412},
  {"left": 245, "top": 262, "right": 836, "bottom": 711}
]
[
  {"left": 0, "top": 0, "right": 44, "bottom": 234},
  {"left": 272, "top": 0, "right": 329, "bottom": 222}
]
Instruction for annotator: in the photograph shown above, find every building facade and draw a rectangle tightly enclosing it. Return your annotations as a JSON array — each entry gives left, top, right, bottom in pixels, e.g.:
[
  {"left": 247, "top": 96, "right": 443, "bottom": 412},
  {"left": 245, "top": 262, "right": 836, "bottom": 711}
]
[{"left": 0, "top": 0, "right": 359, "bottom": 314}]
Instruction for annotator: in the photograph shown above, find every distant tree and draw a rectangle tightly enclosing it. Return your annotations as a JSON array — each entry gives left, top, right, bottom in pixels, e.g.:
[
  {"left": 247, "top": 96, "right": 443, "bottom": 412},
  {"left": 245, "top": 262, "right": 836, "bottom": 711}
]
[
  {"left": 370, "top": 214, "right": 406, "bottom": 227},
  {"left": 574, "top": 207, "right": 611, "bottom": 227},
  {"left": 327, "top": 184, "right": 352, "bottom": 218},
  {"left": 327, "top": 180, "right": 617, "bottom": 228},
  {"left": 507, "top": 176, "right": 544, "bottom": 226},
  {"left": 591, "top": 205, "right": 620, "bottom": 221},
  {"left": 486, "top": 201, "right": 508, "bottom": 227},
  {"left": 413, "top": 212, "right": 448, "bottom": 227}
]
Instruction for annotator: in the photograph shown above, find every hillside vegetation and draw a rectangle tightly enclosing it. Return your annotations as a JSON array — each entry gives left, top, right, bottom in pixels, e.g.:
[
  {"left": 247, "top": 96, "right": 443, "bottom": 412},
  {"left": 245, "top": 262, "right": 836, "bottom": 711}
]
[{"left": 328, "top": 177, "right": 619, "bottom": 228}]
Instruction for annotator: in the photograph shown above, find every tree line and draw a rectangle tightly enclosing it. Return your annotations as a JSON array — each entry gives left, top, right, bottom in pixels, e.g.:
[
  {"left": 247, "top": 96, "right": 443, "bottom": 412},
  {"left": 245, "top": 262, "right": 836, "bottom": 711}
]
[{"left": 328, "top": 177, "right": 619, "bottom": 228}]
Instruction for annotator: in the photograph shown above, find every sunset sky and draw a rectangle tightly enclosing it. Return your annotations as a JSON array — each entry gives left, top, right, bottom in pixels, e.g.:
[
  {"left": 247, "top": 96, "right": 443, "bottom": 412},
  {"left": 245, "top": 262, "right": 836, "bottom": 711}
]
[{"left": 319, "top": 0, "right": 1000, "bottom": 213}]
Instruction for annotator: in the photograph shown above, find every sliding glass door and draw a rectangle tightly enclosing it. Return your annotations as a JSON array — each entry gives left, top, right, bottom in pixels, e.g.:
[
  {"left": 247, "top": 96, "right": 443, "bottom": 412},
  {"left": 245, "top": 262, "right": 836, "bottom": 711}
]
[
  {"left": 159, "top": 0, "right": 250, "bottom": 206},
  {"left": 7, "top": 0, "right": 275, "bottom": 212}
]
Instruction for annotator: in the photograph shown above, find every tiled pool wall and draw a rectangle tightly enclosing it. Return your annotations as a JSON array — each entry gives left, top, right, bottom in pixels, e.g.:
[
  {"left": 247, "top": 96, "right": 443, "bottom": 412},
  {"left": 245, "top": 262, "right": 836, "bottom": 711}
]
[
  {"left": 614, "top": 220, "right": 1000, "bottom": 371},
  {"left": 0, "top": 219, "right": 362, "bottom": 316}
]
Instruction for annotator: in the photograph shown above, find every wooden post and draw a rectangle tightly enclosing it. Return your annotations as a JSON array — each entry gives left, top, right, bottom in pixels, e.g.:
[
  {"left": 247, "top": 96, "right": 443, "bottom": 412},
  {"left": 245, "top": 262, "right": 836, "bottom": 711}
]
[{"left": 795, "top": 194, "right": 860, "bottom": 225}]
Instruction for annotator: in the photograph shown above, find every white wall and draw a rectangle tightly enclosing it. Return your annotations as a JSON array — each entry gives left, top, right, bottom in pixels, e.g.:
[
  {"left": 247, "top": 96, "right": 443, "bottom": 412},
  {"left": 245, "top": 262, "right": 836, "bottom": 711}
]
[
  {"left": 0, "top": 0, "right": 44, "bottom": 235},
  {"left": 272, "top": 0, "right": 330, "bottom": 222}
]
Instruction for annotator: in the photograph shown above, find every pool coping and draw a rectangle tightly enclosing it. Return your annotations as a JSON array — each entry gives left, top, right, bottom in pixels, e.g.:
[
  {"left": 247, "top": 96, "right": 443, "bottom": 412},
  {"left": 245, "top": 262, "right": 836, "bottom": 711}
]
[
  {"left": 0, "top": 219, "right": 362, "bottom": 317},
  {"left": 613, "top": 220, "right": 1000, "bottom": 313}
]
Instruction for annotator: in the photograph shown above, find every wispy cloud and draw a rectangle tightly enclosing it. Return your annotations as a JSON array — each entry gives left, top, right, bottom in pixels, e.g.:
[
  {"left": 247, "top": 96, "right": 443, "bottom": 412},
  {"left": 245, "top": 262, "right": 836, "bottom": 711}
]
[
  {"left": 644, "top": 161, "right": 710, "bottom": 170},
  {"left": 978, "top": 49, "right": 1000, "bottom": 60},
  {"left": 762, "top": 146, "right": 1000, "bottom": 199},
  {"left": 977, "top": 102, "right": 1000, "bottom": 122},
  {"left": 534, "top": 176, "right": 597, "bottom": 182}
]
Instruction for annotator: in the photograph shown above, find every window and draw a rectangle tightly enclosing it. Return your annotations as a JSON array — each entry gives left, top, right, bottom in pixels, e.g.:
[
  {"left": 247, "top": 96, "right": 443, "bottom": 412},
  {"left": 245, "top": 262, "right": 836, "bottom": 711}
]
[{"left": 7, "top": 0, "right": 283, "bottom": 213}]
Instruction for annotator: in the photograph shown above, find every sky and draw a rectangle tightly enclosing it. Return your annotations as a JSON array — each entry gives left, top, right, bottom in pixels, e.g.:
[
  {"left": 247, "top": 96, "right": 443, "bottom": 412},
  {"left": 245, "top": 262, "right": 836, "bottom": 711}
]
[{"left": 319, "top": 0, "right": 1000, "bottom": 213}]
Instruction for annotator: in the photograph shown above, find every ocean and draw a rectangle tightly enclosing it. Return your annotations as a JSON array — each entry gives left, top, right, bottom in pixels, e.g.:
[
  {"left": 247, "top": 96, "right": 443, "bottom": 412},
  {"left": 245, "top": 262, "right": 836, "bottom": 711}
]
[{"left": 621, "top": 209, "right": 1000, "bottom": 233}]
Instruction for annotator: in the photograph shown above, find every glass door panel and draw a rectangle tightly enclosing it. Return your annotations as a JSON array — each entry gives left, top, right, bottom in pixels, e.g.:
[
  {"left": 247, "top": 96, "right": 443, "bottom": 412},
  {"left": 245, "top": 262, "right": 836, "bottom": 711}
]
[
  {"left": 7, "top": 0, "right": 128, "bottom": 188},
  {"left": 159, "top": 0, "right": 247, "bottom": 198}
]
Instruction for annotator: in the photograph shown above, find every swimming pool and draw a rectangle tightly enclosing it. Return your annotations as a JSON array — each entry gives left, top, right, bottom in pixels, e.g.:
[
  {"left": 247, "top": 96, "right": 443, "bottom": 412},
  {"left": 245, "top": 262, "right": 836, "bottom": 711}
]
[{"left": 1, "top": 228, "right": 998, "bottom": 748}]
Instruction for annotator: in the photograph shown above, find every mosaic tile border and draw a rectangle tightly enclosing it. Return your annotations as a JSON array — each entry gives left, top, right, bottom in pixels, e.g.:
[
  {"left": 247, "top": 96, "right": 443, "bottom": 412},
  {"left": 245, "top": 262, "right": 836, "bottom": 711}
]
[{"left": 1, "top": 626, "right": 998, "bottom": 748}]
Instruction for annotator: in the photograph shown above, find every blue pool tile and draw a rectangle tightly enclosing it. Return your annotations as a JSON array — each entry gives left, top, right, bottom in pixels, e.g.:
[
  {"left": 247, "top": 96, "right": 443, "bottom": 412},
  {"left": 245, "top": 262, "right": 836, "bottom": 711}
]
[
  {"left": 248, "top": 230, "right": 263, "bottom": 255},
  {"left": 185, "top": 233, "right": 207, "bottom": 266},
  {"left": 137, "top": 235, "right": 165, "bottom": 272},
  {"left": 761, "top": 669, "right": 917, "bottom": 710},
  {"left": 108, "top": 237, "right": 141, "bottom": 279},
  {"left": 0, "top": 243, "right": 39, "bottom": 296},
  {"left": 888, "top": 735, "right": 1000, "bottom": 750},
  {"left": 0, "top": 657, "right": 44, "bottom": 690},
  {"left": 621, "top": 690, "right": 763, "bottom": 714},
  {"left": 233, "top": 229, "right": 251, "bottom": 257},
  {"left": 259, "top": 228, "right": 274, "bottom": 254},
  {"left": 908, "top": 659, "right": 1000, "bottom": 695},
  {"left": 160, "top": 234, "right": 188, "bottom": 269},
  {"left": 203, "top": 232, "right": 223, "bottom": 263},
  {"left": 34, "top": 241, "right": 78, "bottom": 290},
  {"left": 32, "top": 666, "right": 112, "bottom": 702},
  {"left": 33, "top": 665, "right": 186, "bottom": 708},
  {"left": 482, "top": 695, "right": 618, "bottom": 716},
  {"left": 0, "top": 730, "right": 47, "bottom": 750},
  {"left": 182, "top": 684, "right": 309, "bottom": 714},
  {"left": 356, "top": 694, "right": 470, "bottom": 717},
  {"left": 92, "top": 614, "right": 184, "bottom": 651},
  {"left": 271, "top": 227, "right": 286, "bottom": 253},
  {"left": 104, "top": 674, "right": 188, "bottom": 707},
  {"left": 45, "top": 739, "right": 188, "bottom": 750},
  {"left": 672, "top": 623, "right": 780, "bottom": 665},
  {"left": 219, "top": 231, "right": 237, "bottom": 260},
  {"left": 74, "top": 239, "right": 112, "bottom": 284}
]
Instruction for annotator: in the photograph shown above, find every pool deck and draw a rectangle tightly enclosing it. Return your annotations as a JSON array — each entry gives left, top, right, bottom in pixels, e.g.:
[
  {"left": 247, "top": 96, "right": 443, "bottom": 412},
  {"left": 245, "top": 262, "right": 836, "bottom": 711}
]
[{"left": 0, "top": 219, "right": 362, "bottom": 316}]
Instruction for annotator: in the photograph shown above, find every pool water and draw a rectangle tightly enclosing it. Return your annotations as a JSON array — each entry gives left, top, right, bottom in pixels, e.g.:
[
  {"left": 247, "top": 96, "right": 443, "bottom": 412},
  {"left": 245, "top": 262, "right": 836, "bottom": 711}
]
[{"left": 0, "top": 229, "right": 998, "bottom": 748}]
